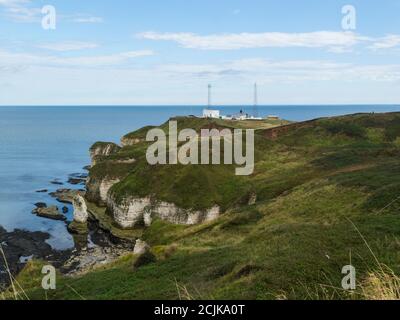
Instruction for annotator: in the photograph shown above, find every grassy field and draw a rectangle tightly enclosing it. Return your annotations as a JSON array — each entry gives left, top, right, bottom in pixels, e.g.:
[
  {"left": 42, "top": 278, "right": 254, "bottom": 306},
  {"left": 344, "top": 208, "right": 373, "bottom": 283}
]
[{"left": 4, "top": 113, "right": 400, "bottom": 300}]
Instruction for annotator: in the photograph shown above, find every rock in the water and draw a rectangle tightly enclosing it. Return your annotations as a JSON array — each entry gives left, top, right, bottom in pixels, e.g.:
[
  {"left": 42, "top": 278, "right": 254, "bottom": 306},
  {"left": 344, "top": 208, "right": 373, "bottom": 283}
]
[
  {"left": 36, "top": 189, "right": 48, "bottom": 193},
  {"left": 62, "top": 206, "right": 69, "bottom": 214},
  {"left": 49, "top": 188, "right": 85, "bottom": 204},
  {"left": 69, "top": 173, "right": 88, "bottom": 179},
  {"left": 32, "top": 206, "right": 66, "bottom": 221},
  {"left": 133, "top": 239, "right": 150, "bottom": 255},
  {"left": 68, "top": 195, "right": 89, "bottom": 235},
  {"left": 50, "top": 180, "right": 64, "bottom": 185},
  {"left": 68, "top": 178, "right": 86, "bottom": 185},
  {"left": 68, "top": 173, "right": 88, "bottom": 185},
  {"left": 0, "top": 227, "right": 70, "bottom": 288},
  {"left": 73, "top": 194, "right": 88, "bottom": 223},
  {"left": 34, "top": 202, "right": 47, "bottom": 209}
]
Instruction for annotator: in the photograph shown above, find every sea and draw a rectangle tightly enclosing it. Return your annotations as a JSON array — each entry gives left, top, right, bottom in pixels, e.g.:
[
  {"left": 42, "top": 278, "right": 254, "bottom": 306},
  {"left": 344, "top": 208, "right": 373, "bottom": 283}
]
[{"left": 0, "top": 105, "right": 399, "bottom": 250}]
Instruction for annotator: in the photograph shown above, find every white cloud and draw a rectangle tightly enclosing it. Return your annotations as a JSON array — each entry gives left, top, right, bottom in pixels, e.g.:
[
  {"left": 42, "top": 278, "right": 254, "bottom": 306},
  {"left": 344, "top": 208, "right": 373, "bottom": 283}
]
[
  {"left": 2, "top": 42, "right": 399, "bottom": 85},
  {"left": 58, "top": 50, "right": 154, "bottom": 66},
  {"left": 138, "top": 30, "right": 400, "bottom": 53},
  {"left": 327, "top": 46, "right": 354, "bottom": 54},
  {"left": 37, "top": 41, "right": 99, "bottom": 52},
  {"left": 0, "top": 1, "right": 104, "bottom": 24},
  {"left": 137, "top": 31, "right": 366, "bottom": 50},
  {"left": 0, "top": 49, "right": 155, "bottom": 68},
  {"left": 0, "top": 0, "right": 29, "bottom": 6},
  {"left": 70, "top": 15, "right": 103, "bottom": 24},
  {"left": 2, "top": 57, "right": 400, "bottom": 105},
  {"left": 0, "top": 0, "right": 41, "bottom": 22},
  {"left": 153, "top": 58, "right": 400, "bottom": 83},
  {"left": 369, "top": 35, "right": 400, "bottom": 50}
]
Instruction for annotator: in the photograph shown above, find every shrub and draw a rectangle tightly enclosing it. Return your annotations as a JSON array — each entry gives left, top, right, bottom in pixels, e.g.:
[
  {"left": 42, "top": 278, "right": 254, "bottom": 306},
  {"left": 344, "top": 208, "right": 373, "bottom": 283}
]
[
  {"left": 322, "top": 121, "right": 366, "bottom": 138},
  {"left": 385, "top": 123, "right": 400, "bottom": 141}
]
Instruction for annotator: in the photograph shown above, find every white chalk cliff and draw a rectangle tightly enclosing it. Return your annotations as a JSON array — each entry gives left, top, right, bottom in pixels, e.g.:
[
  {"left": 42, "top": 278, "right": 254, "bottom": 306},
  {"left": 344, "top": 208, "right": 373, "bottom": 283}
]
[
  {"left": 107, "top": 195, "right": 220, "bottom": 229},
  {"left": 89, "top": 142, "right": 121, "bottom": 166}
]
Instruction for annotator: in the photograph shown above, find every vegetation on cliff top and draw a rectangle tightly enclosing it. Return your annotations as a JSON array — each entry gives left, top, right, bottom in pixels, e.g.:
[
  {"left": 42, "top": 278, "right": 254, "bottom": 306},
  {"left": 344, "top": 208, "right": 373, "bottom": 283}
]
[
  {"left": 90, "top": 117, "right": 289, "bottom": 210},
  {"left": 8, "top": 112, "right": 400, "bottom": 300}
]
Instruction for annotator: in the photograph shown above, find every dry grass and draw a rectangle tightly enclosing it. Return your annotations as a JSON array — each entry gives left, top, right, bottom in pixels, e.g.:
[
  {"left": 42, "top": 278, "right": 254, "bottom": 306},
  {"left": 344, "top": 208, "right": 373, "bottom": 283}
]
[
  {"left": 175, "top": 278, "right": 195, "bottom": 301},
  {"left": 361, "top": 267, "right": 400, "bottom": 300},
  {"left": 174, "top": 278, "right": 205, "bottom": 301},
  {"left": 347, "top": 218, "right": 400, "bottom": 300}
]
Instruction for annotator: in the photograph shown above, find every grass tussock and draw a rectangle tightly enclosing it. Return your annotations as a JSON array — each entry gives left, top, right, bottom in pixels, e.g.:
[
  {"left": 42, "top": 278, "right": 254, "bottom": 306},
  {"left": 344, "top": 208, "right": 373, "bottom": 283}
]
[{"left": 361, "top": 267, "right": 400, "bottom": 300}]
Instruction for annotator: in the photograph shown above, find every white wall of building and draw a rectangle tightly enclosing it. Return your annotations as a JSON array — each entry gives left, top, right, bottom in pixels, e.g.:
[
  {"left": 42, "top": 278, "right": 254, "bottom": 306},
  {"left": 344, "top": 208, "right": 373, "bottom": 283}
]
[{"left": 203, "top": 109, "right": 220, "bottom": 119}]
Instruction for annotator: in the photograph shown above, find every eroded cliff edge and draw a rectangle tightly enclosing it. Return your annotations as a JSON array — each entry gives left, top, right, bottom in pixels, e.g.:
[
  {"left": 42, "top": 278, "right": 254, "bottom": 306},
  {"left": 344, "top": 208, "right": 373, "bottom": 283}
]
[{"left": 73, "top": 117, "right": 279, "bottom": 235}]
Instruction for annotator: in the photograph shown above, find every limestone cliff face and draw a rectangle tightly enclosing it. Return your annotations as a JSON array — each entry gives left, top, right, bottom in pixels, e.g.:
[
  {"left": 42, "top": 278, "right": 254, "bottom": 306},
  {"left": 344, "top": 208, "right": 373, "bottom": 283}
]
[
  {"left": 85, "top": 126, "right": 223, "bottom": 231},
  {"left": 107, "top": 194, "right": 220, "bottom": 229},
  {"left": 89, "top": 142, "right": 121, "bottom": 166},
  {"left": 86, "top": 176, "right": 121, "bottom": 206},
  {"left": 120, "top": 136, "right": 142, "bottom": 147},
  {"left": 73, "top": 194, "right": 88, "bottom": 223}
]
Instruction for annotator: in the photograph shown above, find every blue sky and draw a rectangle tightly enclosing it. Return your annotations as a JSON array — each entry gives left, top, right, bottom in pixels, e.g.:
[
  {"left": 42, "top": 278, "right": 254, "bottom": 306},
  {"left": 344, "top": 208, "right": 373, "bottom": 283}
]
[{"left": 1, "top": 0, "right": 400, "bottom": 105}]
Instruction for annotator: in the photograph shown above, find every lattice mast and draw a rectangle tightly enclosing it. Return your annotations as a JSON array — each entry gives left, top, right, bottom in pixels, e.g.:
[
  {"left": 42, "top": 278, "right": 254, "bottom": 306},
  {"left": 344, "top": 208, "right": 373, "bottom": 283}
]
[{"left": 208, "top": 84, "right": 212, "bottom": 108}]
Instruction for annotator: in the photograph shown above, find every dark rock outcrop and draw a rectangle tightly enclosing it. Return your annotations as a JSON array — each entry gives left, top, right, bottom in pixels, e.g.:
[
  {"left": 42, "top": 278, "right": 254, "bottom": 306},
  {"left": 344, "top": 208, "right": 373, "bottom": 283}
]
[
  {"left": 49, "top": 188, "right": 85, "bottom": 204},
  {"left": 0, "top": 227, "right": 70, "bottom": 289},
  {"left": 32, "top": 206, "right": 66, "bottom": 221}
]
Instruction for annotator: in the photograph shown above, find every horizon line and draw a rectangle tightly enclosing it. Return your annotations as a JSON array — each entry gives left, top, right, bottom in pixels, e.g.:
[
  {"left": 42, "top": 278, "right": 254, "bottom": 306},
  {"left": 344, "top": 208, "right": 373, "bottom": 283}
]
[{"left": 1, "top": 104, "right": 400, "bottom": 108}]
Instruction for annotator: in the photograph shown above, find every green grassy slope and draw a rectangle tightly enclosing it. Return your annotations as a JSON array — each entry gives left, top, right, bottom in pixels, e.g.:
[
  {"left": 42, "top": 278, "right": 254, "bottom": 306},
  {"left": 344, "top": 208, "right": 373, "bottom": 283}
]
[
  {"left": 91, "top": 117, "right": 290, "bottom": 209},
  {"left": 12, "top": 112, "right": 400, "bottom": 300}
]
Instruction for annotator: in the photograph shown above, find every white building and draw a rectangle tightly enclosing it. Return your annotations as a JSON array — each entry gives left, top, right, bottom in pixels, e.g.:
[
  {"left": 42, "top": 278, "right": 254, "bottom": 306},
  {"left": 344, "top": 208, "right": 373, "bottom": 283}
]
[
  {"left": 203, "top": 109, "right": 220, "bottom": 119},
  {"left": 231, "top": 110, "right": 249, "bottom": 121}
]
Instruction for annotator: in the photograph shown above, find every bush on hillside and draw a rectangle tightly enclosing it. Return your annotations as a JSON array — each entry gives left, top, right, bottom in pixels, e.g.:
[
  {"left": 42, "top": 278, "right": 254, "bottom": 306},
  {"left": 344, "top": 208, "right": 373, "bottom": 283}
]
[
  {"left": 322, "top": 121, "right": 366, "bottom": 138},
  {"left": 133, "top": 250, "right": 157, "bottom": 270}
]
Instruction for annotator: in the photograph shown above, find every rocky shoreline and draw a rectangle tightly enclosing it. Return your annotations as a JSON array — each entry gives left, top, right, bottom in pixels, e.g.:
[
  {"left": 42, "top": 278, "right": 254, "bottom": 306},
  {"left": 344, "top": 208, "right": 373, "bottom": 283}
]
[
  {"left": 0, "top": 222, "right": 135, "bottom": 289},
  {"left": 0, "top": 168, "right": 136, "bottom": 290},
  {"left": 0, "top": 226, "right": 71, "bottom": 290},
  {"left": 2, "top": 122, "right": 224, "bottom": 290}
]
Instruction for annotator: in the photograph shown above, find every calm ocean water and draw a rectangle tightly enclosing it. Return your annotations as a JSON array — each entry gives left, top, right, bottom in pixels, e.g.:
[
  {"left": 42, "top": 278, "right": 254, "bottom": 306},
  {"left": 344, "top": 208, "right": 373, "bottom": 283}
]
[{"left": 0, "top": 105, "right": 399, "bottom": 249}]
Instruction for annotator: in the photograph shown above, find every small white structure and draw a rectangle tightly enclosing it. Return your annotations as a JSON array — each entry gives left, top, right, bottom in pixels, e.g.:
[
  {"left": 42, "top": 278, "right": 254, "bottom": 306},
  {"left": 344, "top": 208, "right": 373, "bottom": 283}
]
[
  {"left": 221, "top": 115, "right": 233, "bottom": 120},
  {"left": 232, "top": 110, "right": 248, "bottom": 121},
  {"left": 247, "top": 115, "right": 263, "bottom": 120},
  {"left": 203, "top": 109, "right": 220, "bottom": 119}
]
